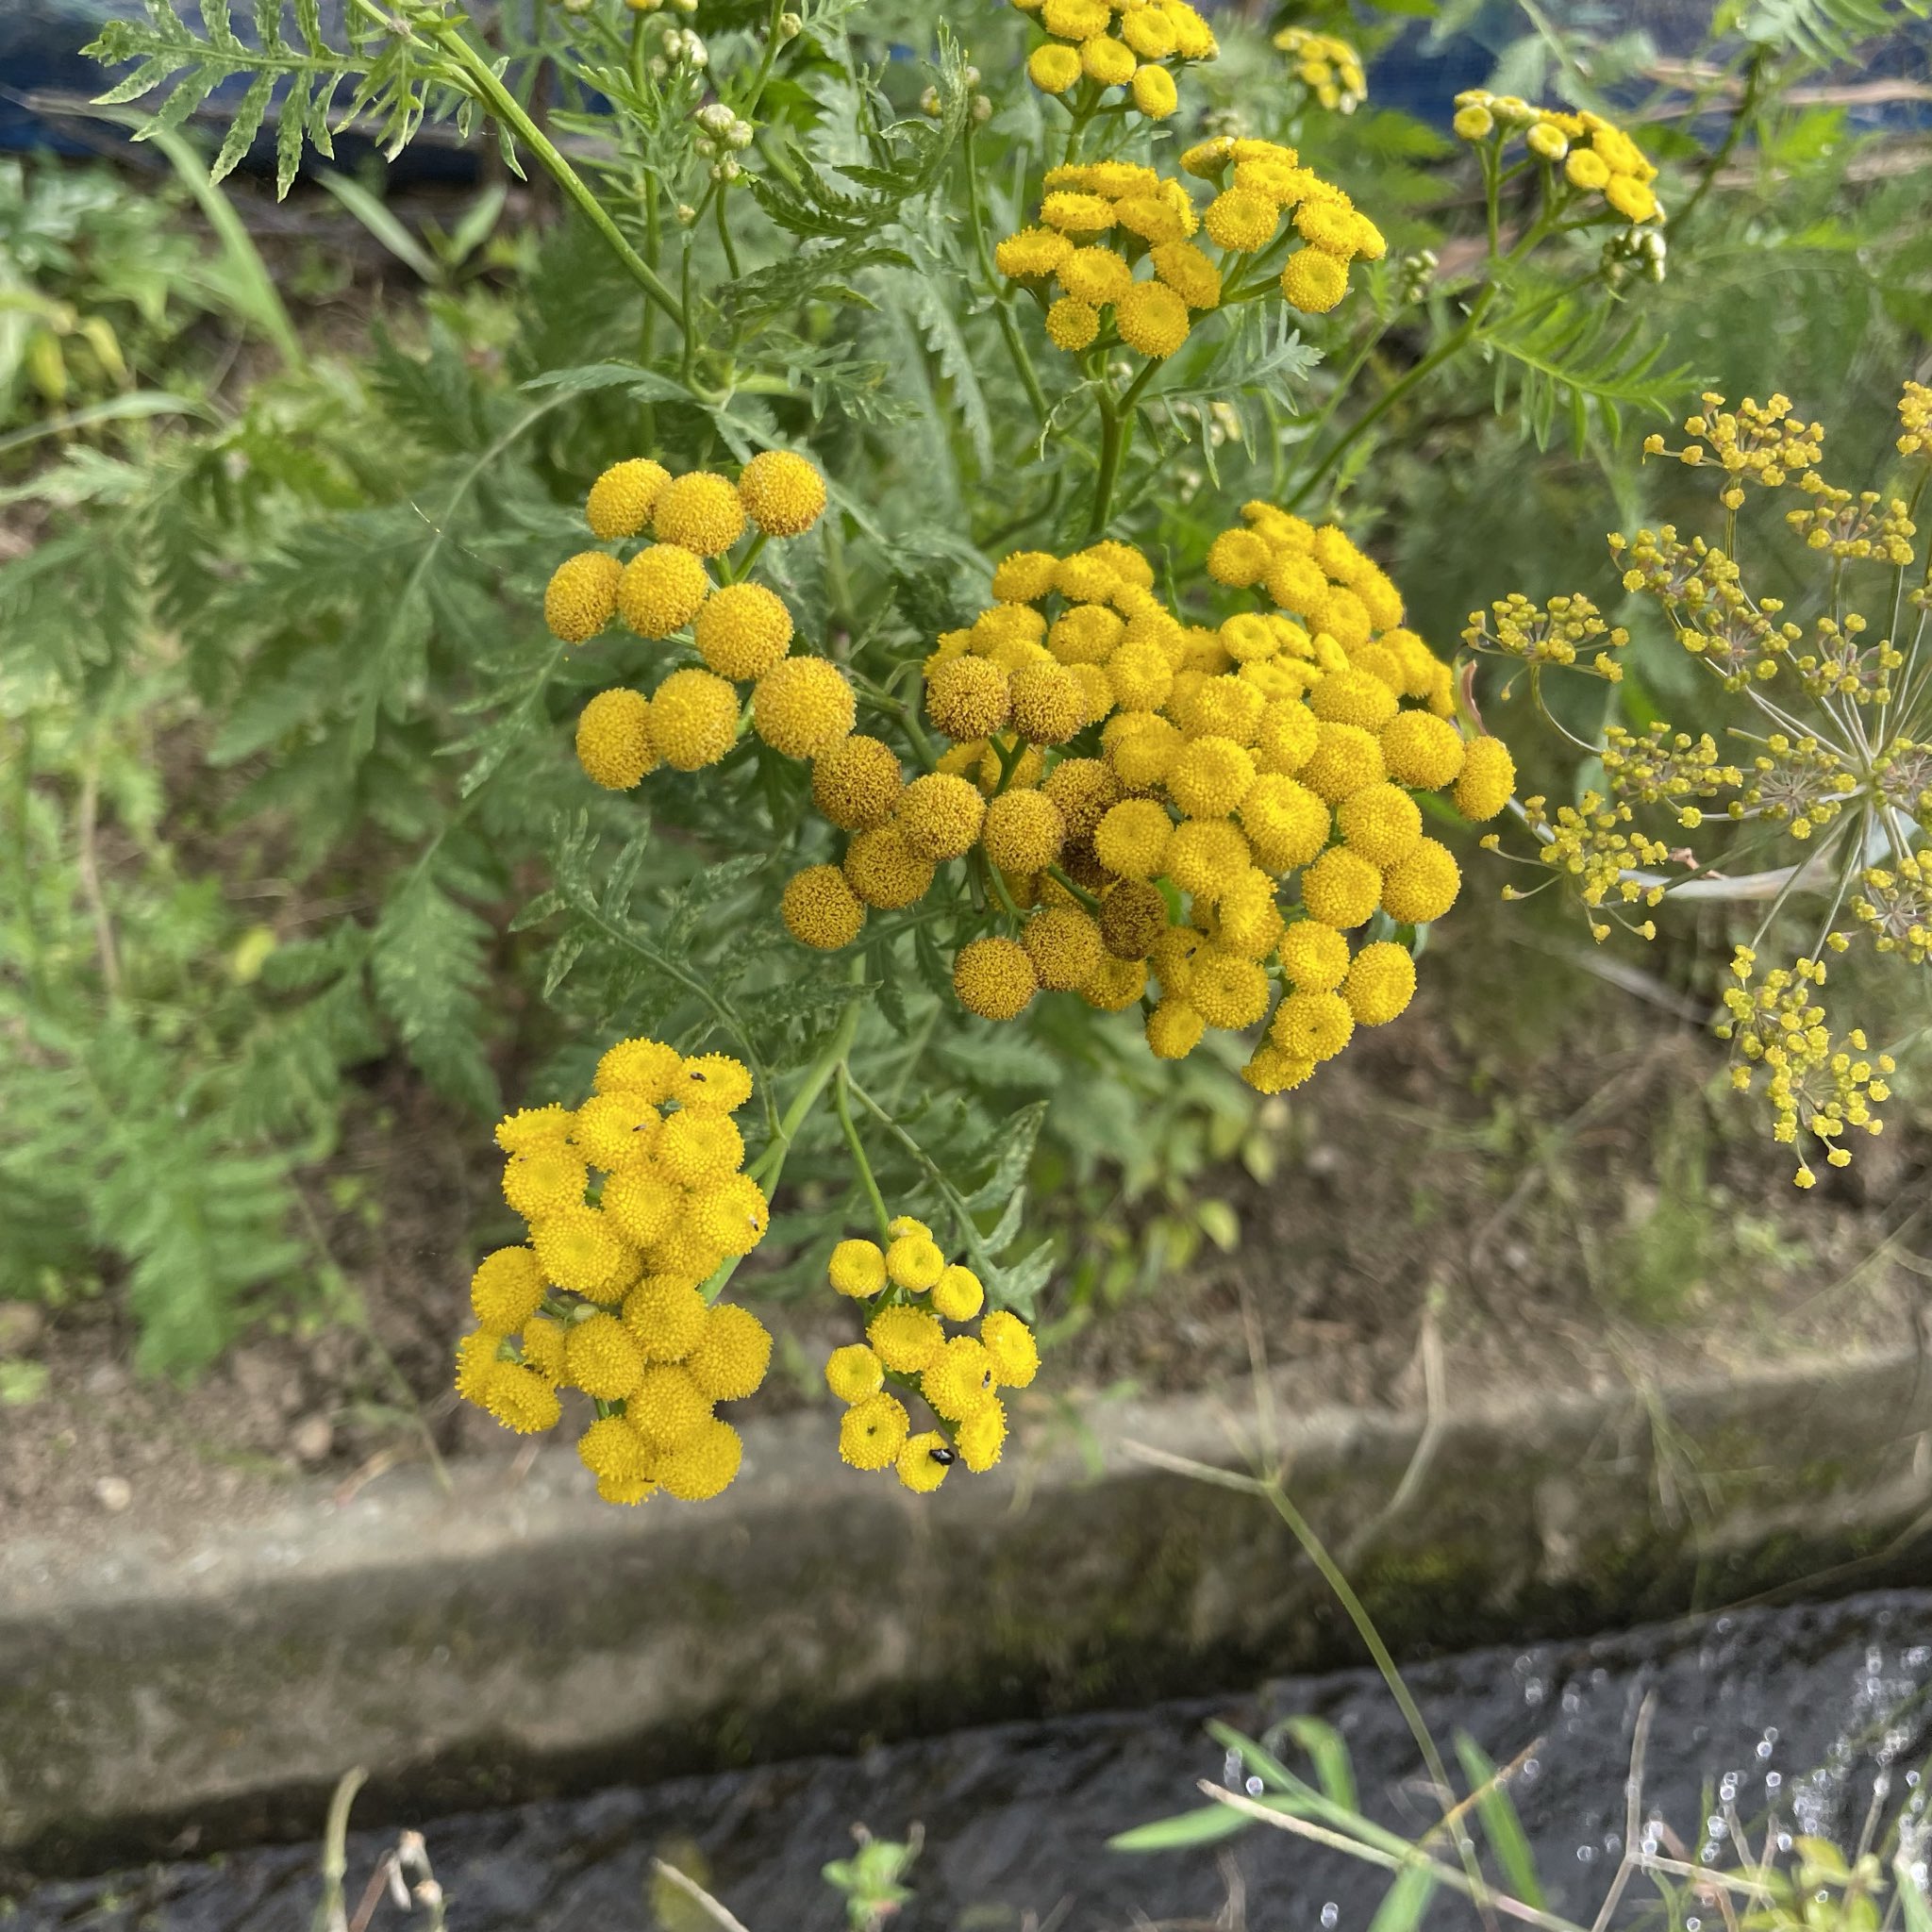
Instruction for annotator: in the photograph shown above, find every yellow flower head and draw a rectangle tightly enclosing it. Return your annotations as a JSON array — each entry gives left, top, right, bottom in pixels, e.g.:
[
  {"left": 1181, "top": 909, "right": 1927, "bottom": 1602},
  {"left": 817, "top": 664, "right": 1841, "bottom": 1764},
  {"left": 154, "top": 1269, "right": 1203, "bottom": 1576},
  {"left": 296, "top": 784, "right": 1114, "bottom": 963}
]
[
  {"left": 1380, "top": 709, "right": 1465, "bottom": 791},
  {"left": 844, "top": 824, "right": 937, "bottom": 909},
  {"left": 1454, "top": 735, "right": 1516, "bottom": 821},
  {"left": 982, "top": 789, "right": 1067, "bottom": 874},
  {"left": 653, "top": 471, "right": 747, "bottom": 558},
  {"left": 782, "top": 864, "right": 866, "bottom": 951},
  {"left": 868, "top": 1304, "right": 944, "bottom": 1374},
  {"left": 923, "top": 1335, "right": 998, "bottom": 1422},
  {"left": 1094, "top": 797, "right": 1175, "bottom": 879},
  {"left": 1272, "top": 989, "right": 1355, "bottom": 1062},
  {"left": 657, "top": 1109, "right": 744, "bottom": 1189},
  {"left": 471, "top": 1246, "right": 546, "bottom": 1331},
  {"left": 693, "top": 582, "right": 793, "bottom": 682},
  {"left": 737, "top": 449, "right": 826, "bottom": 538},
  {"left": 494, "top": 1103, "right": 575, "bottom": 1155},
  {"left": 1187, "top": 945, "right": 1271, "bottom": 1028},
  {"left": 689, "top": 1174, "right": 771, "bottom": 1258},
  {"left": 841, "top": 1391, "right": 910, "bottom": 1470},
  {"left": 618, "top": 544, "right": 711, "bottom": 639},
  {"left": 1336, "top": 781, "right": 1423, "bottom": 868},
  {"left": 586, "top": 458, "right": 671, "bottom": 541},
  {"left": 622, "top": 1274, "right": 709, "bottom": 1360},
  {"left": 1168, "top": 736, "right": 1257, "bottom": 819},
  {"left": 595, "top": 1035, "right": 685, "bottom": 1101},
  {"left": 1024, "top": 907, "right": 1106, "bottom": 991},
  {"left": 1042, "top": 758, "right": 1124, "bottom": 841},
  {"left": 957, "top": 1397, "right": 1008, "bottom": 1473},
  {"left": 980, "top": 1308, "right": 1040, "bottom": 1388},
  {"left": 564, "top": 1309, "right": 645, "bottom": 1400},
  {"left": 576, "top": 689, "right": 658, "bottom": 791},
  {"left": 753, "top": 657, "right": 857, "bottom": 759},
  {"left": 829, "top": 1237, "right": 890, "bottom": 1298},
  {"left": 927, "top": 655, "right": 1014, "bottom": 742},
  {"left": 1379, "top": 839, "right": 1461, "bottom": 924},
  {"left": 995, "top": 229, "right": 1074, "bottom": 281},
  {"left": 825, "top": 1342, "right": 885, "bottom": 1404},
  {"left": 650, "top": 666, "right": 740, "bottom": 770},
  {"left": 602, "top": 1165, "right": 681, "bottom": 1247},
  {"left": 578, "top": 1414, "right": 654, "bottom": 1488},
  {"left": 545, "top": 551, "right": 622, "bottom": 644},
  {"left": 1145, "top": 997, "right": 1205, "bottom": 1059},
  {"left": 657, "top": 1418, "right": 743, "bottom": 1501},
  {"left": 1204, "top": 188, "right": 1279, "bottom": 253},
  {"left": 895, "top": 1431, "right": 954, "bottom": 1493},
  {"left": 1116, "top": 280, "right": 1191, "bottom": 359},
  {"left": 503, "top": 1142, "right": 588, "bottom": 1221},
  {"left": 1343, "top": 941, "right": 1418, "bottom": 1026},
  {"left": 931, "top": 1263, "right": 986, "bottom": 1323},
  {"left": 1301, "top": 846, "right": 1382, "bottom": 929},
  {"left": 1280, "top": 249, "right": 1349, "bottom": 314},
  {"left": 571, "top": 1089, "right": 662, "bottom": 1169},
  {"left": 887, "top": 1231, "right": 947, "bottom": 1292},
  {"left": 953, "top": 936, "right": 1040, "bottom": 1021},
  {"left": 675, "top": 1053, "right": 754, "bottom": 1117},
  {"left": 1279, "top": 917, "right": 1351, "bottom": 991},
  {"left": 1302, "top": 722, "right": 1385, "bottom": 802},
  {"left": 685, "top": 1302, "right": 773, "bottom": 1401},
  {"left": 1164, "top": 817, "right": 1251, "bottom": 903}
]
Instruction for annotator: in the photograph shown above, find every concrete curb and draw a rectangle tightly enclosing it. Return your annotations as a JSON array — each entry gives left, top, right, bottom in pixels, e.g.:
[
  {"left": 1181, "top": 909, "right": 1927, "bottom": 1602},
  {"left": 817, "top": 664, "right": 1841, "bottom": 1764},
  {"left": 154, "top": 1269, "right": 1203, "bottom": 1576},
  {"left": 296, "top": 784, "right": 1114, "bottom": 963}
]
[{"left": 6, "top": 1347, "right": 1932, "bottom": 1874}]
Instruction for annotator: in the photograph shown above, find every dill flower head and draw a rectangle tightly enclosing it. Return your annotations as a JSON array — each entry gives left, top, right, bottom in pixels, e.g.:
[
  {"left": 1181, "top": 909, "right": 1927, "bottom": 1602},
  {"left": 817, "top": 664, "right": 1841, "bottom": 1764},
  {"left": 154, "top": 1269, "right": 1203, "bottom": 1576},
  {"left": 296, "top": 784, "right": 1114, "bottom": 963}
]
[
  {"left": 650, "top": 667, "right": 740, "bottom": 770},
  {"left": 503, "top": 1142, "right": 589, "bottom": 1221},
  {"left": 1280, "top": 249, "right": 1349, "bottom": 314},
  {"left": 471, "top": 1247, "right": 546, "bottom": 1332},
  {"left": 781, "top": 865, "right": 865, "bottom": 950},
  {"left": 895, "top": 772, "right": 987, "bottom": 860},
  {"left": 622, "top": 1274, "right": 708, "bottom": 1361},
  {"left": 868, "top": 1304, "right": 944, "bottom": 1374},
  {"left": 896, "top": 1432, "right": 954, "bottom": 1494},
  {"left": 1010, "top": 663, "right": 1088, "bottom": 745},
  {"left": 576, "top": 689, "right": 658, "bottom": 791},
  {"left": 571, "top": 1090, "right": 661, "bottom": 1170},
  {"left": 1380, "top": 710, "right": 1465, "bottom": 791},
  {"left": 1024, "top": 906, "right": 1105, "bottom": 991},
  {"left": 1094, "top": 797, "right": 1175, "bottom": 879},
  {"left": 690, "top": 1174, "right": 771, "bottom": 1258},
  {"left": 1146, "top": 997, "right": 1205, "bottom": 1059},
  {"left": 564, "top": 1310, "right": 645, "bottom": 1401},
  {"left": 653, "top": 471, "right": 747, "bottom": 558},
  {"left": 953, "top": 936, "right": 1040, "bottom": 1021},
  {"left": 1344, "top": 941, "right": 1418, "bottom": 1026},
  {"left": 495, "top": 1103, "right": 575, "bottom": 1154},
  {"left": 1337, "top": 781, "right": 1423, "bottom": 868},
  {"left": 844, "top": 824, "right": 937, "bottom": 909},
  {"left": 737, "top": 449, "right": 826, "bottom": 537},
  {"left": 586, "top": 458, "right": 672, "bottom": 541},
  {"left": 982, "top": 789, "right": 1067, "bottom": 874},
  {"left": 1279, "top": 917, "right": 1351, "bottom": 991},
  {"left": 1454, "top": 736, "right": 1516, "bottom": 821},
  {"left": 927, "top": 655, "right": 1013, "bottom": 741},
  {"left": 685, "top": 1302, "right": 773, "bottom": 1401},
  {"left": 618, "top": 544, "right": 711, "bottom": 639},
  {"left": 1116, "top": 281, "right": 1191, "bottom": 359},
  {"left": 841, "top": 1392, "right": 910, "bottom": 1471},
  {"left": 825, "top": 1342, "right": 885, "bottom": 1405},
  {"left": 1301, "top": 846, "right": 1382, "bottom": 929},
  {"left": 980, "top": 1308, "right": 1040, "bottom": 1388},
  {"left": 657, "top": 1110, "right": 745, "bottom": 1189},
  {"left": 923, "top": 1335, "right": 997, "bottom": 1423},
  {"left": 596, "top": 1035, "right": 686, "bottom": 1101},
  {"left": 693, "top": 582, "right": 793, "bottom": 682},
  {"left": 812, "top": 734, "right": 904, "bottom": 830},
  {"left": 545, "top": 551, "right": 623, "bottom": 644},
  {"left": 658, "top": 1418, "right": 743, "bottom": 1501},
  {"left": 829, "top": 1237, "right": 889, "bottom": 1298},
  {"left": 753, "top": 657, "right": 857, "bottom": 759},
  {"left": 931, "top": 1263, "right": 986, "bottom": 1323},
  {"left": 1379, "top": 839, "right": 1461, "bottom": 924}
]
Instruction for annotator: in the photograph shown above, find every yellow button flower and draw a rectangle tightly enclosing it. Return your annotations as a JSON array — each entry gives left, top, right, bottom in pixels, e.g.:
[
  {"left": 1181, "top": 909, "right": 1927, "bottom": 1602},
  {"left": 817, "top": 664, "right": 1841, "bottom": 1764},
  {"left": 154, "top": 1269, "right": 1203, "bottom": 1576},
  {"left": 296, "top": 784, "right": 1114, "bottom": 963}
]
[
  {"left": 895, "top": 1431, "right": 953, "bottom": 1493},
  {"left": 1116, "top": 280, "right": 1191, "bottom": 358},
  {"left": 825, "top": 1343, "right": 885, "bottom": 1404},
  {"left": 650, "top": 666, "right": 740, "bottom": 770},
  {"left": 693, "top": 581, "right": 793, "bottom": 681},
  {"left": 829, "top": 1237, "right": 889, "bottom": 1298},
  {"left": 1379, "top": 838, "right": 1460, "bottom": 924},
  {"left": 781, "top": 864, "right": 866, "bottom": 951},
  {"left": 564, "top": 1310, "right": 645, "bottom": 1400},
  {"left": 657, "top": 1418, "right": 743, "bottom": 1501},
  {"left": 586, "top": 458, "right": 670, "bottom": 541},
  {"left": 1301, "top": 846, "right": 1382, "bottom": 928},
  {"left": 575, "top": 688, "right": 658, "bottom": 791},
  {"left": 652, "top": 471, "right": 747, "bottom": 557},
  {"left": 736, "top": 449, "right": 826, "bottom": 537},
  {"left": 618, "top": 543, "right": 710, "bottom": 638},
  {"left": 753, "top": 656, "right": 857, "bottom": 759},
  {"left": 1343, "top": 941, "right": 1417, "bottom": 1026},
  {"left": 545, "top": 551, "right": 622, "bottom": 643},
  {"left": 844, "top": 824, "right": 937, "bottom": 909},
  {"left": 686, "top": 1303, "right": 772, "bottom": 1401},
  {"left": 1454, "top": 735, "right": 1516, "bottom": 820},
  {"left": 1336, "top": 781, "right": 1423, "bottom": 867},
  {"left": 841, "top": 1392, "right": 910, "bottom": 1470},
  {"left": 980, "top": 1308, "right": 1040, "bottom": 1387},
  {"left": 953, "top": 936, "right": 1040, "bottom": 1021},
  {"left": 868, "top": 1304, "right": 944, "bottom": 1374},
  {"left": 471, "top": 1247, "right": 546, "bottom": 1331},
  {"left": 982, "top": 789, "right": 1067, "bottom": 874},
  {"left": 1023, "top": 907, "right": 1105, "bottom": 991}
]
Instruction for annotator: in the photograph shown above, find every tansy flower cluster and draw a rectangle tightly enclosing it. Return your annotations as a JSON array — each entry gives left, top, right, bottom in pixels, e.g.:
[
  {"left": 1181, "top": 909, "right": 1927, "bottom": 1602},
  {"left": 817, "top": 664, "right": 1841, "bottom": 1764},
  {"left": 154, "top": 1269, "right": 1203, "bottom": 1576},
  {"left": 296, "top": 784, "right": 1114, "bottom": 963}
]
[
  {"left": 1010, "top": 0, "right": 1218, "bottom": 122},
  {"left": 454, "top": 1036, "right": 774, "bottom": 1506},
  {"left": 824, "top": 1216, "right": 1039, "bottom": 1493},
  {"left": 783, "top": 516, "right": 1512, "bottom": 1099},
  {"left": 1272, "top": 26, "right": 1365, "bottom": 115},
  {"left": 540, "top": 450, "right": 831, "bottom": 791},
  {"left": 1481, "top": 384, "right": 1932, "bottom": 1179},
  {"left": 1452, "top": 90, "right": 1662, "bottom": 226},
  {"left": 993, "top": 140, "right": 1383, "bottom": 361}
]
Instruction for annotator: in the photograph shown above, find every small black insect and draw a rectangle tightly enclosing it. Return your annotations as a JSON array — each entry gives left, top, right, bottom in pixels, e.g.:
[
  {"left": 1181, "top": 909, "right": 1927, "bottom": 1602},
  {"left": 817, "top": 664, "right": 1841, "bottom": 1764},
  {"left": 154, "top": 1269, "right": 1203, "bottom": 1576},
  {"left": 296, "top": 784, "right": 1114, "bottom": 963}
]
[{"left": 930, "top": 1445, "right": 958, "bottom": 1466}]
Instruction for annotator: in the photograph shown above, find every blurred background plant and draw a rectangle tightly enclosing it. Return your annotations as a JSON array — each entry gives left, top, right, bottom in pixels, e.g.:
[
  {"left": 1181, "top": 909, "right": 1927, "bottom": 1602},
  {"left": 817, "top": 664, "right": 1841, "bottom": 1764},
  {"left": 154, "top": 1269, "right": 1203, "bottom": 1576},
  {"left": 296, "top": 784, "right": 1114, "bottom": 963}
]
[{"left": 0, "top": 0, "right": 1925, "bottom": 1381}]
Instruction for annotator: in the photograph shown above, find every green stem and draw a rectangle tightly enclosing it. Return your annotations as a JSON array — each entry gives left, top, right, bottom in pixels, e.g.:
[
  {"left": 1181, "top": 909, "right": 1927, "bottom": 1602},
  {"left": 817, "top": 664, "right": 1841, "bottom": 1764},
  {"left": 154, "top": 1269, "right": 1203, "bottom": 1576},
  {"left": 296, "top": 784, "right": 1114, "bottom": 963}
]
[
  {"left": 1045, "top": 862, "right": 1100, "bottom": 912},
  {"left": 1087, "top": 362, "right": 1158, "bottom": 541},
  {"left": 1670, "top": 47, "right": 1765, "bottom": 241},
  {"left": 714, "top": 182, "right": 743, "bottom": 281},
  {"left": 834, "top": 1065, "right": 892, "bottom": 1245},
  {"left": 431, "top": 21, "right": 686, "bottom": 336},
  {"left": 963, "top": 123, "right": 1052, "bottom": 430}
]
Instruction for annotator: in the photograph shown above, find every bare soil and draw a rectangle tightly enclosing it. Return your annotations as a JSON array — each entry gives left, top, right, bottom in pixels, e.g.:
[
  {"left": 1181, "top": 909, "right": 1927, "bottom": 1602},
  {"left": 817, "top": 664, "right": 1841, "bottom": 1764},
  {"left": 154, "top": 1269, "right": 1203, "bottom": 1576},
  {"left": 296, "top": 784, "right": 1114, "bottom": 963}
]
[{"left": 5, "top": 904, "right": 1926, "bottom": 1547}]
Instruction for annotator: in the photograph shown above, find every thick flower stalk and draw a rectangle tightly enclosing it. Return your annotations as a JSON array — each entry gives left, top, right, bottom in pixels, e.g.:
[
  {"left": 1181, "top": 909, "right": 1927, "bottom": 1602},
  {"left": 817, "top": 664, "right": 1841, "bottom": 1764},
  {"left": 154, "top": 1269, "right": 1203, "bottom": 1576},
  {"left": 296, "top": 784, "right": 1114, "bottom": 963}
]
[
  {"left": 455, "top": 1038, "right": 774, "bottom": 1505},
  {"left": 1476, "top": 384, "right": 1932, "bottom": 1181}
]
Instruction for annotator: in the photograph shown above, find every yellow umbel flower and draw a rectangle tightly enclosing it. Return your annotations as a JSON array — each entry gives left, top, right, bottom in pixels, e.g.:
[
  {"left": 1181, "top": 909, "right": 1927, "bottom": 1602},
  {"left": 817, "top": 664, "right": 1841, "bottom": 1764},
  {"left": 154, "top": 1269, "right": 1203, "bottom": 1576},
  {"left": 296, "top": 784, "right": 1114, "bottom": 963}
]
[
  {"left": 1343, "top": 942, "right": 1417, "bottom": 1026},
  {"left": 841, "top": 1393, "right": 910, "bottom": 1471},
  {"left": 953, "top": 936, "right": 1040, "bottom": 1021},
  {"left": 1454, "top": 736, "right": 1516, "bottom": 821},
  {"left": 658, "top": 1110, "right": 745, "bottom": 1188},
  {"left": 980, "top": 1309, "right": 1040, "bottom": 1388},
  {"left": 844, "top": 824, "right": 937, "bottom": 909},
  {"left": 812, "top": 735, "right": 904, "bottom": 829},
  {"left": 825, "top": 1342, "right": 885, "bottom": 1404},
  {"left": 595, "top": 1036, "right": 685, "bottom": 1101},
  {"left": 652, "top": 471, "right": 747, "bottom": 558},
  {"left": 575, "top": 689, "right": 658, "bottom": 791},
  {"left": 658, "top": 1418, "right": 743, "bottom": 1501},
  {"left": 686, "top": 1303, "right": 773, "bottom": 1401},
  {"left": 617, "top": 544, "right": 710, "bottom": 639},
  {"left": 895, "top": 1431, "right": 954, "bottom": 1493},
  {"left": 503, "top": 1143, "right": 588, "bottom": 1221},
  {"left": 471, "top": 1247, "right": 546, "bottom": 1331},
  {"left": 868, "top": 1304, "right": 944, "bottom": 1374},
  {"left": 650, "top": 667, "right": 740, "bottom": 771},
  {"left": 897, "top": 772, "right": 988, "bottom": 859},
  {"left": 623, "top": 1274, "right": 708, "bottom": 1360},
  {"left": 586, "top": 458, "right": 671, "bottom": 541},
  {"left": 571, "top": 1090, "right": 661, "bottom": 1169},
  {"left": 829, "top": 1237, "right": 889, "bottom": 1298},
  {"left": 737, "top": 449, "right": 826, "bottom": 537},
  {"left": 545, "top": 551, "right": 622, "bottom": 644},
  {"left": 694, "top": 582, "right": 793, "bottom": 681},
  {"left": 781, "top": 865, "right": 866, "bottom": 950},
  {"left": 1379, "top": 839, "right": 1461, "bottom": 924}
]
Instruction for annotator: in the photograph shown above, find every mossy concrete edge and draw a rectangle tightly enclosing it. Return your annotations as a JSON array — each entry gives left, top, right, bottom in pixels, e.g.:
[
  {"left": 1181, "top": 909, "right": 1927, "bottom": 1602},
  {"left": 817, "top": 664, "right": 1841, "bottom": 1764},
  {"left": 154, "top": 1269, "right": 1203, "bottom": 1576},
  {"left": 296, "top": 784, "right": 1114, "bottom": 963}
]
[{"left": 5, "top": 1346, "right": 1931, "bottom": 1874}]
